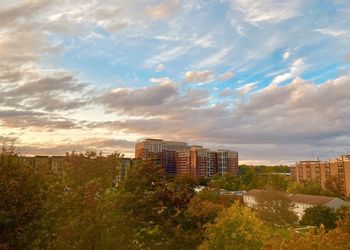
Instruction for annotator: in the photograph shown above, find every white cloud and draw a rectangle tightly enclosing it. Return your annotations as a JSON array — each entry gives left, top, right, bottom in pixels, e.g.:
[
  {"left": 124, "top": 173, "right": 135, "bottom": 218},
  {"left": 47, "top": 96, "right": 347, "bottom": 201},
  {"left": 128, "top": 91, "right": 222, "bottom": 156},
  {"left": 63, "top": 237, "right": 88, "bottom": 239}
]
[
  {"left": 271, "top": 58, "right": 306, "bottom": 86},
  {"left": 146, "top": 0, "right": 182, "bottom": 20},
  {"left": 218, "top": 71, "right": 235, "bottom": 81},
  {"left": 236, "top": 82, "right": 257, "bottom": 95},
  {"left": 184, "top": 70, "right": 213, "bottom": 84},
  {"left": 196, "top": 47, "right": 232, "bottom": 69},
  {"left": 233, "top": 0, "right": 303, "bottom": 25},
  {"left": 144, "top": 45, "right": 191, "bottom": 68},
  {"left": 283, "top": 51, "right": 290, "bottom": 60},
  {"left": 155, "top": 63, "right": 165, "bottom": 72},
  {"left": 314, "top": 28, "right": 348, "bottom": 37},
  {"left": 149, "top": 77, "right": 173, "bottom": 85}
]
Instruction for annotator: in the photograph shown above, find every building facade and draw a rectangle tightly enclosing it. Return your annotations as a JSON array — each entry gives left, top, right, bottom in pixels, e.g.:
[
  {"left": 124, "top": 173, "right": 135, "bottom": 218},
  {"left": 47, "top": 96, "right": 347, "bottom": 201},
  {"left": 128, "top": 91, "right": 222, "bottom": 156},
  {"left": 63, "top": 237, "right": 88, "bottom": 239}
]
[
  {"left": 290, "top": 155, "right": 350, "bottom": 197},
  {"left": 135, "top": 138, "right": 189, "bottom": 160},
  {"left": 135, "top": 139, "right": 239, "bottom": 178}
]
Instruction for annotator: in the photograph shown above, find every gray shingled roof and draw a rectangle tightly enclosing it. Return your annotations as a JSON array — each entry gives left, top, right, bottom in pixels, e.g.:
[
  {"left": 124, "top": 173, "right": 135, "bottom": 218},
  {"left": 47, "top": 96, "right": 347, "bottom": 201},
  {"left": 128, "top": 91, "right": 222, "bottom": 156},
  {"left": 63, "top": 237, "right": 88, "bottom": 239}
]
[{"left": 289, "top": 194, "right": 337, "bottom": 205}]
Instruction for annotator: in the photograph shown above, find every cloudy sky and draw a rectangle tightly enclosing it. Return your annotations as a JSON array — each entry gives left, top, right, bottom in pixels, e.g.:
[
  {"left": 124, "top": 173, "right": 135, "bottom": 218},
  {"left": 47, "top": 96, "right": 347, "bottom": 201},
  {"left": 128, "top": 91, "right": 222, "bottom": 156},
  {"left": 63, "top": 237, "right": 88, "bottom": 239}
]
[{"left": 1, "top": 0, "right": 350, "bottom": 164}]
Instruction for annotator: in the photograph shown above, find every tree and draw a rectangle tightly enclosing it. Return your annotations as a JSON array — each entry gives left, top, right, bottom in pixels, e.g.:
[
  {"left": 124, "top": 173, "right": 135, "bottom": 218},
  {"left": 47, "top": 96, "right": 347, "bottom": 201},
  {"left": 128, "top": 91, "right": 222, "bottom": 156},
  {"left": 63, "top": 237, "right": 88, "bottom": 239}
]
[
  {"left": 265, "top": 174, "right": 289, "bottom": 191},
  {"left": 265, "top": 226, "right": 350, "bottom": 250},
  {"left": 336, "top": 205, "right": 350, "bottom": 233},
  {"left": 300, "top": 205, "right": 337, "bottom": 230},
  {"left": 115, "top": 160, "right": 198, "bottom": 249},
  {"left": 325, "top": 175, "right": 344, "bottom": 197},
  {"left": 255, "top": 188, "right": 298, "bottom": 228},
  {"left": 0, "top": 144, "right": 60, "bottom": 249},
  {"left": 288, "top": 181, "right": 339, "bottom": 197},
  {"left": 209, "top": 174, "right": 240, "bottom": 191},
  {"left": 199, "top": 202, "right": 268, "bottom": 250}
]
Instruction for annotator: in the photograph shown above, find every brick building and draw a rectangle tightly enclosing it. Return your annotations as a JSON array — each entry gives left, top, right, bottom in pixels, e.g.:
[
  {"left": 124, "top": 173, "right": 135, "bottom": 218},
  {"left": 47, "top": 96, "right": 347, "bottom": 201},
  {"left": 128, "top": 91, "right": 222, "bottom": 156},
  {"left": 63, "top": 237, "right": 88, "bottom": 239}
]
[{"left": 290, "top": 155, "right": 350, "bottom": 197}]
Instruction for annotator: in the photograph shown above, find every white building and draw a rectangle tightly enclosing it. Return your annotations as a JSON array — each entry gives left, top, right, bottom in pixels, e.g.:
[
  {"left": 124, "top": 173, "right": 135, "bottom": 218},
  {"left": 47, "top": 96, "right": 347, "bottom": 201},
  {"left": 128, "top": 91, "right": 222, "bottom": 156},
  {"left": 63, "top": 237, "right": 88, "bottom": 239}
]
[
  {"left": 243, "top": 189, "right": 349, "bottom": 219},
  {"left": 289, "top": 193, "right": 348, "bottom": 219}
]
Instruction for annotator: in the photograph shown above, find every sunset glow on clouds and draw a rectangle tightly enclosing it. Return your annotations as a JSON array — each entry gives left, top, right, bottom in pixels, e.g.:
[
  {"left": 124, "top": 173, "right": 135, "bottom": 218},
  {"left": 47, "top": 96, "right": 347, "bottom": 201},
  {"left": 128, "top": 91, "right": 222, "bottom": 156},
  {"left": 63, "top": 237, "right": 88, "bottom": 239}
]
[{"left": 1, "top": 0, "right": 350, "bottom": 164}]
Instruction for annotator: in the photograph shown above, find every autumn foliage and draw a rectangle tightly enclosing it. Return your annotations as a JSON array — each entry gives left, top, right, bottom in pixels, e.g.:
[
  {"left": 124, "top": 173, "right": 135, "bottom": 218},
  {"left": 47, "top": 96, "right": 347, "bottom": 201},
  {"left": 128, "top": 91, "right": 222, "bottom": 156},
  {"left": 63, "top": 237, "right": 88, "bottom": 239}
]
[{"left": 1, "top": 144, "right": 349, "bottom": 250}]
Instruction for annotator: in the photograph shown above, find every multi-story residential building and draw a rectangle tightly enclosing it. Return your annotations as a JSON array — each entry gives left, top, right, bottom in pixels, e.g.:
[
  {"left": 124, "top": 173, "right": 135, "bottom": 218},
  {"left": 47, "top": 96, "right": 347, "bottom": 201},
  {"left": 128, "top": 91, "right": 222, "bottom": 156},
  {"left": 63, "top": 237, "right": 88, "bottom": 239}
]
[
  {"left": 22, "top": 155, "right": 65, "bottom": 172},
  {"left": 208, "top": 151, "right": 218, "bottom": 177},
  {"left": 217, "top": 150, "right": 239, "bottom": 176},
  {"left": 135, "top": 138, "right": 189, "bottom": 160},
  {"left": 176, "top": 149, "right": 191, "bottom": 176},
  {"left": 190, "top": 146, "right": 209, "bottom": 178},
  {"left": 160, "top": 150, "right": 177, "bottom": 175},
  {"left": 290, "top": 155, "right": 350, "bottom": 197},
  {"left": 135, "top": 139, "right": 238, "bottom": 178}
]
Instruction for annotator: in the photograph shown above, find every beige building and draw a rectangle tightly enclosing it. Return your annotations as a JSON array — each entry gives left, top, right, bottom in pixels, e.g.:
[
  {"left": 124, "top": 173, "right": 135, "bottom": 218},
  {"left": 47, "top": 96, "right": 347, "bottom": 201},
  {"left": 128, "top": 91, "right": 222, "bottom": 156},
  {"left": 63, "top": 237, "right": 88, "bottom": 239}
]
[{"left": 290, "top": 155, "right": 350, "bottom": 197}]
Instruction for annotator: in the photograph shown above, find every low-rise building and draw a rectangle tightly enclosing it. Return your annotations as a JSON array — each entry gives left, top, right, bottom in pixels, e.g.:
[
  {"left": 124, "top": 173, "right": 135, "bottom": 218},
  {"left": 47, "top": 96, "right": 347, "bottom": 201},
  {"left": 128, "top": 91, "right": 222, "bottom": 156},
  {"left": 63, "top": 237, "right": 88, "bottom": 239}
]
[
  {"left": 243, "top": 189, "right": 349, "bottom": 219},
  {"left": 289, "top": 193, "right": 348, "bottom": 219}
]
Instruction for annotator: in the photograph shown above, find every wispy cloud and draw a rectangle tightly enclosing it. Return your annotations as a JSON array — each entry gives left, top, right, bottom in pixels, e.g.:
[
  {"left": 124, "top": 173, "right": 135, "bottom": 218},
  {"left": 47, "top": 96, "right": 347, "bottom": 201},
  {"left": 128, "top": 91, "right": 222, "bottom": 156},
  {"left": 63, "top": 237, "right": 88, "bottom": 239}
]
[{"left": 271, "top": 59, "right": 306, "bottom": 86}]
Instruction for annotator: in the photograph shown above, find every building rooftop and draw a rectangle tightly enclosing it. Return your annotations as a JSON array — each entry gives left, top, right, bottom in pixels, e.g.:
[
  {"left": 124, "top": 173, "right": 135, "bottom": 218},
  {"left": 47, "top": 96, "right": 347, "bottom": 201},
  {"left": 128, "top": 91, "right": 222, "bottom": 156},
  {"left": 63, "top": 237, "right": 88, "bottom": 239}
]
[
  {"left": 245, "top": 189, "right": 342, "bottom": 206},
  {"left": 289, "top": 194, "right": 338, "bottom": 206}
]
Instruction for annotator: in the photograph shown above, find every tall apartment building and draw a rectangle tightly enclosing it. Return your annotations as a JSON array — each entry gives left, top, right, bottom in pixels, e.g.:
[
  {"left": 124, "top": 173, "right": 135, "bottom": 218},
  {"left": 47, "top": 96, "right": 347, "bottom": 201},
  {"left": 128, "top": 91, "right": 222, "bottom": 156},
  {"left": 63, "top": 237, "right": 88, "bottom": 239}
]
[
  {"left": 217, "top": 150, "right": 239, "bottom": 176},
  {"left": 176, "top": 149, "right": 191, "bottom": 176},
  {"left": 135, "top": 139, "right": 189, "bottom": 175},
  {"left": 135, "top": 139, "right": 189, "bottom": 160},
  {"left": 190, "top": 146, "right": 209, "bottom": 178},
  {"left": 135, "top": 139, "right": 238, "bottom": 178},
  {"left": 290, "top": 155, "right": 350, "bottom": 197}
]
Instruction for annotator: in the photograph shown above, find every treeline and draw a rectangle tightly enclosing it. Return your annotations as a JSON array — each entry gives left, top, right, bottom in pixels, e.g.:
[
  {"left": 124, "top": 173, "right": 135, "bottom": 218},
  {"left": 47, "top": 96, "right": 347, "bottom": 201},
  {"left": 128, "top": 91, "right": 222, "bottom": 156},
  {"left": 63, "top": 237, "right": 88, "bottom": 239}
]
[
  {"left": 212, "top": 165, "right": 347, "bottom": 199},
  {"left": 239, "top": 164, "right": 290, "bottom": 174},
  {"left": 1, "top": 145, "right": 349, "bottom": 249}
]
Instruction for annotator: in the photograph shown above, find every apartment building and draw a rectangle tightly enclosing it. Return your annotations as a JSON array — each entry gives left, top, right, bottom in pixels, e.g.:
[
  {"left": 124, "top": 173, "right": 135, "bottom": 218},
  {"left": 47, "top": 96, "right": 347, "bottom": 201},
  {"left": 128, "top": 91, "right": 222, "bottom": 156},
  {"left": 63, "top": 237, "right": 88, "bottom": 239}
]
[
  {"left": 217, "top": 150, "right": 239, "bottom": 176},
  {"left": 160, "top": 150, "right": 177, "bottom": 175},
  {"left": 290, "top": 155, "right": 350, "bottom": 197},
  {"left": 135, "top": 138, "right": 189, "bottom": 160},
  {"left": 176, "top": 150, "right": 191, "bottom": 176},
  {"left": 135, "top": 139, "right": 238, "bottom": 178}
]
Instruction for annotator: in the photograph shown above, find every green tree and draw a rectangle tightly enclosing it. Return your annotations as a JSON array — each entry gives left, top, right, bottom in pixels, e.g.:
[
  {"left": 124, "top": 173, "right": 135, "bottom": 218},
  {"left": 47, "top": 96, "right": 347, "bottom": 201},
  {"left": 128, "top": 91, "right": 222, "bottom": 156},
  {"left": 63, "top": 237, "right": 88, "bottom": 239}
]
[
  {"left": 255, "top": 188, "right": 298, "bottom": 228},
  {"left": 265, "top": 226, "right": 350, "bottom": 250},
  {"left": 300, "top": 205, "right": 337, "bottom": 230},
  {"left": 116, "top": 160, "right": 197, "bottom": 249},
  {"left": 199, "top": 202, "right": 268, "bottom": 250},
  {"left": 336, "top": 205, "right": 350, "bottom": 233},
  {"left": 288, "top": 181, "right": 338, "bottom": 197},
  {"left": 265, "top": 174, "right": 290, "bottom": 191},
  {"left": 0, "top": 144, "right": 59, "bottom": 249}
]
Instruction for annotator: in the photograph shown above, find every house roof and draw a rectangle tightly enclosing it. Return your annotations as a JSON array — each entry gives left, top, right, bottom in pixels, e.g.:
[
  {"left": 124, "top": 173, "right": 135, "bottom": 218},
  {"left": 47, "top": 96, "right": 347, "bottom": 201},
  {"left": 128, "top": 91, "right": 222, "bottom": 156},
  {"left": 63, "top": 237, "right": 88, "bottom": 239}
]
[
  {"left": 289, "top": 194, "right": 338, "bottom": 206},
  {"left": 245, "top": 189, "right": 265, "bottom": 196},
  {"left": 245, "top": 189, "right": 343, "bottom": 206}
]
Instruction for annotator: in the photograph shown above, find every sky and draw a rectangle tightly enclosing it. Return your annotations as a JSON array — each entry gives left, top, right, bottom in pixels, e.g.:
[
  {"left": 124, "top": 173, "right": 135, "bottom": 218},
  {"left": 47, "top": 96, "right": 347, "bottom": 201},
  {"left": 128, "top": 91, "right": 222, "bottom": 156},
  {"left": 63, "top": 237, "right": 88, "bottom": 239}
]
[{"left": 1, "top": 0, "right": 350, "bottom": 165}]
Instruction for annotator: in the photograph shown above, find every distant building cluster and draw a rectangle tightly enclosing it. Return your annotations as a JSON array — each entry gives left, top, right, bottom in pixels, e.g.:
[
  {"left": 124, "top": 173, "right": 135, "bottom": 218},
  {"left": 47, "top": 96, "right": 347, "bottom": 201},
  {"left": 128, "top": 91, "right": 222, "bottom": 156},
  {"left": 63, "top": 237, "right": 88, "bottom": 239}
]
[
  {"left": 135, "top": 139, "right": 238, "bottom": 178},
  {"left": 290, "top": 155, "right": 350, "bottom": 197},
  {"left": 23, "top": 155, "right": 65, "bottom": 173},
  {"left": 22, "top": 155, "right": 133, "bottom": 179}
]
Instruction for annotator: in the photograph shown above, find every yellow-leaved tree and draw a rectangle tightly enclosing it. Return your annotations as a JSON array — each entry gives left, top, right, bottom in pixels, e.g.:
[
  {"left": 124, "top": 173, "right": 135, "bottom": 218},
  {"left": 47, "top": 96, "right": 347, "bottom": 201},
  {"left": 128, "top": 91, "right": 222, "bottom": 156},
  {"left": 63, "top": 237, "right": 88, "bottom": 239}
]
[{"left": 199, "top": 202, "right": 268, "bottom": 250}]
